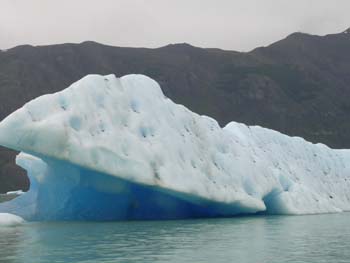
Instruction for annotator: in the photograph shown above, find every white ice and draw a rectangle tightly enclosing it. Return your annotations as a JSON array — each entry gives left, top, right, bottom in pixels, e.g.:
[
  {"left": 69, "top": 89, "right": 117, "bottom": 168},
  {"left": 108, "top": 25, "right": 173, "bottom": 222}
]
[
  {"left": 6, "top": 190, "right": 25, "bottom": 195},
  {"left": 0, "top": 213, "right": 24, "bottom": 226}
]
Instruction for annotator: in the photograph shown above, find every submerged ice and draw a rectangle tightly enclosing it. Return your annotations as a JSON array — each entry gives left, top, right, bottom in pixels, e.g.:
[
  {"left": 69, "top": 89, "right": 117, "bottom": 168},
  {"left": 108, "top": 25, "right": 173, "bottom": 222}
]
[{"left": 0, "top": 74, "right": 349, "bottom": 221}]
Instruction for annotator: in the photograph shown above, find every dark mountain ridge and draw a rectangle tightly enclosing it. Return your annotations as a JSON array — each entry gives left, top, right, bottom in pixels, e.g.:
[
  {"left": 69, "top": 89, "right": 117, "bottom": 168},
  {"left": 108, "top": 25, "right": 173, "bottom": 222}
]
[{"left": 0, "top": 28, "right": 350, "bottom": 192}]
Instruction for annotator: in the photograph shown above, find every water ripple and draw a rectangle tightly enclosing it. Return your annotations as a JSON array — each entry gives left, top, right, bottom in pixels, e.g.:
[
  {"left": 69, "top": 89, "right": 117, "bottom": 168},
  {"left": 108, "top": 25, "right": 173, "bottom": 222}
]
[{"left": 1, "top": 213, "right": 350, "bottom": 263}]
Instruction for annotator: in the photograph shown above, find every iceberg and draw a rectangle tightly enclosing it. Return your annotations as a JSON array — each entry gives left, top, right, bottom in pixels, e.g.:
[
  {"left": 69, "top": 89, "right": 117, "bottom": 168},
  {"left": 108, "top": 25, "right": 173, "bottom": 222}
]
[
  {"left": 6, "top": 190, "right": 25, "bottom": 195},
  {"left": 0, "top": 213, "right": 24, "bottom": 226},
  {"left": 0, "top": 74, "right": 349, "bottom": 221}
]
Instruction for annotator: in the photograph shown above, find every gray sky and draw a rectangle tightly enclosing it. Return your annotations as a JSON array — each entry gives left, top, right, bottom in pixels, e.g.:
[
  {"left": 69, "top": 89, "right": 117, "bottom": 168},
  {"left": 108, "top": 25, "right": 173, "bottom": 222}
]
[{"left": 1, "top": 0, "right": 349, "bottom": 51}]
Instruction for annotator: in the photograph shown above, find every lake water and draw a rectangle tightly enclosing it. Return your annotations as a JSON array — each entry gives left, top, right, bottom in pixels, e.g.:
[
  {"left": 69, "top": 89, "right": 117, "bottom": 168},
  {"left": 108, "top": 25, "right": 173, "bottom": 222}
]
[{"left": 1, "top": 213, "right": 349, "bottom": 263}]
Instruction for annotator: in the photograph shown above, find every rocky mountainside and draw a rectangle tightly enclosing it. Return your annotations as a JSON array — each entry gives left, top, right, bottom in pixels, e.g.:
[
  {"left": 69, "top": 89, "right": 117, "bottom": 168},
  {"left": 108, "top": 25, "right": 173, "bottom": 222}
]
[{"left": 0, "top": 28, "right": 349, "bottom": 192}]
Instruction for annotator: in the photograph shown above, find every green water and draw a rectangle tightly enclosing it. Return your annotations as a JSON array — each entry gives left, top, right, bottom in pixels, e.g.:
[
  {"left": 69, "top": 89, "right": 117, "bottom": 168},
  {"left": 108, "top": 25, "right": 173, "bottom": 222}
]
[{"left": 1, "top": 213, "right": 349, "bottom": 263}]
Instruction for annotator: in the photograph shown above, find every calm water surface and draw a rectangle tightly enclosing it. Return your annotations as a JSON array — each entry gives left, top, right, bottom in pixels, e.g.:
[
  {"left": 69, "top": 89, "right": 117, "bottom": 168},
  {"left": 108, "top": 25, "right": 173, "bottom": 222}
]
[{"left": 1, "top": 213, "right": 349, "bottom": 263}]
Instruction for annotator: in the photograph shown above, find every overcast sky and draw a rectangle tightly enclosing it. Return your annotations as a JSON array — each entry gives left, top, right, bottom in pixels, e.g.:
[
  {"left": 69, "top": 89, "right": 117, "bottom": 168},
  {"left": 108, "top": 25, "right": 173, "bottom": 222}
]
[{"left": 1, "top": 0, "right": 349, "bottom": 51}]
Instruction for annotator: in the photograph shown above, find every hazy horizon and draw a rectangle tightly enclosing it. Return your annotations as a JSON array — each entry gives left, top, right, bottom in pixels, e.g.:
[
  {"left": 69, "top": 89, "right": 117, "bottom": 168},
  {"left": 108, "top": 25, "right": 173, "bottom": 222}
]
[{"left": 1, "top": 0, "right": 350, "bottom": 51}]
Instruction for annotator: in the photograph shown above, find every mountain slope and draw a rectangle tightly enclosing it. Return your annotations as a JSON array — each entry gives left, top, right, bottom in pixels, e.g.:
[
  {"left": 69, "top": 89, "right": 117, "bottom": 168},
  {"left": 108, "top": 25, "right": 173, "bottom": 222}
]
[{"left": 0, "top": 28, "right": 349, "bottom": 192}]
